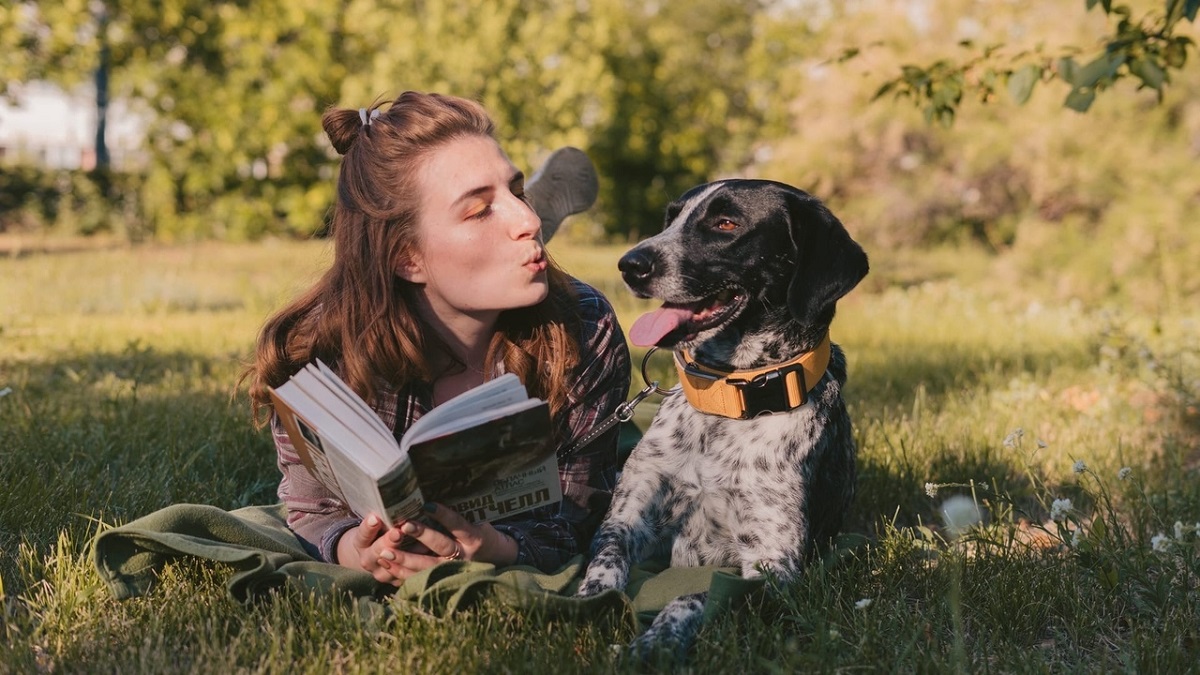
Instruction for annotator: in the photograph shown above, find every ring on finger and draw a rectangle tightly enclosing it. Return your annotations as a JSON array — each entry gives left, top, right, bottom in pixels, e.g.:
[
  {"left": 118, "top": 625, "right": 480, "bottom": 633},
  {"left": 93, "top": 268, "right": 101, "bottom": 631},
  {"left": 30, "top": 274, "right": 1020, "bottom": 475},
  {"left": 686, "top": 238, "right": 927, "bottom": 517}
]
[{"left": 442, "top": 542, "right": 463, "bottom": 561}]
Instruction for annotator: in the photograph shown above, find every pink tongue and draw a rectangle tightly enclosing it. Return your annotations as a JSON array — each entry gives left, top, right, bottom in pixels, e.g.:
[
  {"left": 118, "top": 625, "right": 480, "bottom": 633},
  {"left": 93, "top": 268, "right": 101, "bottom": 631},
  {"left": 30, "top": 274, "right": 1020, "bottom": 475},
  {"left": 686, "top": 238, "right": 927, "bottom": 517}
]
[{"left": 628, "top": 306, "right": 694, "bottom": 347}]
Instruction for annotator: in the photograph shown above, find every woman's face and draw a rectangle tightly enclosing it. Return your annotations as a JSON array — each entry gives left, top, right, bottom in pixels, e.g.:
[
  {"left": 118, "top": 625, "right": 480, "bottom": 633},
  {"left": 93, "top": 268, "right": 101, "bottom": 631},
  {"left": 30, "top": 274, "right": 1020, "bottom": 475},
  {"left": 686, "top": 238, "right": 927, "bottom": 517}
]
[{"left": 400, "top": 135, "right": 549, "bottom": 324}]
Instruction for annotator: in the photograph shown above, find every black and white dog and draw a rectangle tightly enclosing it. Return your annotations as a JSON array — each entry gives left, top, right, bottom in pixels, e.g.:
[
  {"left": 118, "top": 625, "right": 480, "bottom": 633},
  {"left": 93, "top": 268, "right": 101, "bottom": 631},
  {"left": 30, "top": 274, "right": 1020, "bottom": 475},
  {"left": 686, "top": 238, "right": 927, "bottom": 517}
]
[{"left": 577, "top": 179, "right": 869, "bottom": 656}]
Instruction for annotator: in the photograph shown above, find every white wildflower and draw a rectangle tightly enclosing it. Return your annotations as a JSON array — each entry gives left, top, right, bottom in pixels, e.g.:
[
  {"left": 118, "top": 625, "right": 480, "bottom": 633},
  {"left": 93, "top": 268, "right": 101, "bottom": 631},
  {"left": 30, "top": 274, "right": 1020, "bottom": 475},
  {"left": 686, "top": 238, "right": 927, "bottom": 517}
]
[
  {"left": 940, "top": 495, "right": 982, "bottom": 537},
  {"left": 1037, "top": 439, "right": 1048, "bottom": 449},
  {"left": 1072, "top": 460, "right": 1087, "bottom": 474},
  {"left": 1151, "top": 533, "right": 1170, "bottom": 553},
  {"left": 855, "top": 598, "right": 873, "bottom": 610},
  {"left": 1003, "top": 428, "right": 1024, "bottom": 448},
  {"left": 1117, "top": 467, "right": 1132, "bottom": 481},
  {"left": 1050, "top": 498, "right": 1072, "bottom": 522},
  {"left": 1070, "top": 528, "right": 1083, "bottom": 547},
  {"left": 828, "top": 629, "right": 841, "bottom": 640},
  {"left": 1195, "top": 523, "right": 1200, "bottom": 537},
  {"left": 925, "top": 482, "right": 939, "bottom": 498},
  {"left": 1174, "top": 521, "right": 1186, "bottom": 540},
  {"left": 0, "top": 386, "right": 12, "bottom": 398}
]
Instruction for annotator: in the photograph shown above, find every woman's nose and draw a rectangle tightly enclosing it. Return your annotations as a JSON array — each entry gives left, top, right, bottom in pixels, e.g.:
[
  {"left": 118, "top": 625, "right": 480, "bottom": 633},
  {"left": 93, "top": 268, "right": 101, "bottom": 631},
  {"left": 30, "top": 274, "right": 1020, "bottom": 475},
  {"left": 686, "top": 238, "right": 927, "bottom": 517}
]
[{"left": 511, "top": 193, "right": 541, "bottom": 240}]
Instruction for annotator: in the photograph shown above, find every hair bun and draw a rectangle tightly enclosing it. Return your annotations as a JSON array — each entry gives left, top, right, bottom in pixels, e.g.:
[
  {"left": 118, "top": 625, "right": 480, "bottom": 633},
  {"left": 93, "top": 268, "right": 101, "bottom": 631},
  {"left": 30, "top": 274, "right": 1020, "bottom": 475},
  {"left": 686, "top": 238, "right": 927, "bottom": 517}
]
[{"left": 322, "top": 106, "right": 365, "bottom": 155}]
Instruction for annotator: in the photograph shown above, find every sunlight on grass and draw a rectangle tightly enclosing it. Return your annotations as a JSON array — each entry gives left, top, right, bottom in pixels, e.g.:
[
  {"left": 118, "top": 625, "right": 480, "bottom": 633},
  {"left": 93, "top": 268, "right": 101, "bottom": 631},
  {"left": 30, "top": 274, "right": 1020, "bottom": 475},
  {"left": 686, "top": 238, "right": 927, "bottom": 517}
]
[{"left": 1, "top": 240, "right": 1197, "bottom": 672}]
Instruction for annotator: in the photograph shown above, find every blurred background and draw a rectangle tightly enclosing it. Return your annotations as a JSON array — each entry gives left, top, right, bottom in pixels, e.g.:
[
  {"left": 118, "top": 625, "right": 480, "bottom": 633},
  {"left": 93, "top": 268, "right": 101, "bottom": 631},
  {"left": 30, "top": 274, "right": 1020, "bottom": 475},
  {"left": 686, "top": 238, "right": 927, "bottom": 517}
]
[{"left": 1, "top": 0, "right": 1197, "bottom": 312}]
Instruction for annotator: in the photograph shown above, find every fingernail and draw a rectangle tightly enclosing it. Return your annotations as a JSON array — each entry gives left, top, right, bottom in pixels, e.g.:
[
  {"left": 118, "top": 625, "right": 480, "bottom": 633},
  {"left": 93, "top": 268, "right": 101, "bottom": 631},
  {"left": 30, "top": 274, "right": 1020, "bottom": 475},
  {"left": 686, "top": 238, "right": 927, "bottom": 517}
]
[
  {"left": 380, "top": 549, "right": 396, "bottom": 561},
  {"left": 401, "top": 522, "right": 419, "bottom": 535},
  {"left": 423, "top": 502, "right": 437, "bottom": 513},
  {"left": 367, "top": 515, "right": 379, "bottom": 527}
]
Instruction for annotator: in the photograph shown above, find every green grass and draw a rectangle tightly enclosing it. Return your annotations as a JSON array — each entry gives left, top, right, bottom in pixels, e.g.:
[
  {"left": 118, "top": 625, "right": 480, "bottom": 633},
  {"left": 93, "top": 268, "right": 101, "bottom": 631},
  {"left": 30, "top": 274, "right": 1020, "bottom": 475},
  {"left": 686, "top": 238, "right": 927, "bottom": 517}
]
[{"left": 2, "top": 239, "right": 1198, "bottom": 672}]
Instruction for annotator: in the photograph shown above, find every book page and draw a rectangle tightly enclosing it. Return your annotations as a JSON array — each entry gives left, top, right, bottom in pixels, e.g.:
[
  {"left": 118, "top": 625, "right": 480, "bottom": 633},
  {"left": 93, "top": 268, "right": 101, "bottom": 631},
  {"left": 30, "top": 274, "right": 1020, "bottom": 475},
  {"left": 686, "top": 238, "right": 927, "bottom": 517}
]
[
  {"left": 403, "top": 398, "right": 544, "bottom": 451},
  {"left": 290, "top": 370, "right": 396, "bottom": 472},
  {"left": 270, "top": 382, "right": 398, "bottom": 522},
  {"left": 405, "top": 373, "right": 527, "bottom": 441},
  {"left": 310, "top": 360, "right": 395, "bottom": 442}
]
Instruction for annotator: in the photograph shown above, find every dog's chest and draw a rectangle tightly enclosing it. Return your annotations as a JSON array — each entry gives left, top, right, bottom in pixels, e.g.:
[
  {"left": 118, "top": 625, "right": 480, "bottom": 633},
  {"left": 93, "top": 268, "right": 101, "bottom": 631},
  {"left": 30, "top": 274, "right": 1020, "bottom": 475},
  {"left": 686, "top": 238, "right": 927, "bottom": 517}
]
[{"left": 664, "top": 396, "right": 820, "bottom": 489}]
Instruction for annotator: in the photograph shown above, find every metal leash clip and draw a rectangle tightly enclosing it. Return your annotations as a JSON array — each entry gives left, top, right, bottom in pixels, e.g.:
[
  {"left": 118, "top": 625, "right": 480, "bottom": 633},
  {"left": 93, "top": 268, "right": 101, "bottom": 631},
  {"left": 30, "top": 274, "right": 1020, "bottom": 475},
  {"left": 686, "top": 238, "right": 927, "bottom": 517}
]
[
  {"left": 560, "top": 347, "right": 675, "bottom": 455},
  {"left": 614, "top": 346, "right": 679, "bottom": 421}
]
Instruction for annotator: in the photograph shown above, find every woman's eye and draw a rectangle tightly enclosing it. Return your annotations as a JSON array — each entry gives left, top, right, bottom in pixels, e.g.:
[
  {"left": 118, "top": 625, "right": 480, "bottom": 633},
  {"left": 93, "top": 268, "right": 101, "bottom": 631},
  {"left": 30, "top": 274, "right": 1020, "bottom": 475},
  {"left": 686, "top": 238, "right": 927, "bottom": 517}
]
[
  {"left": 714, "top": 219, "right": 739, "bottom": 232},
  {"left": 469, "top": 205, "right": 493, "bottom": 220}
]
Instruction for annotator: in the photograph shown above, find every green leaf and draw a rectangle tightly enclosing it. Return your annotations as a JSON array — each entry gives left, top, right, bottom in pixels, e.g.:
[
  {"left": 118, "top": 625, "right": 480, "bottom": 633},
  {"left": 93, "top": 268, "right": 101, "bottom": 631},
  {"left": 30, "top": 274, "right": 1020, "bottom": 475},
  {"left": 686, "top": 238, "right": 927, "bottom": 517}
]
[
  {"left": 1165, "top": 40, "right": 1189, "bottom": 67},
  {"left": 1074, "top": 53, "right": 1125, "bottom": 87},
  {"left": 1058, "top": 57, "right": 1079, "bottom": 84},
  {"left": 1130, "top": 57, "right": 1166, "bottom": 89},
  {"left": 1065, "top": 87, "right": 1097, "bottom": 111},
  {"left": 1186, "top": 0, "right": 1199, "bottom": 21},
  {"left": 1007, "top": 64, "right": 1041, "bottom": 104},
  {"left": 872, "top": 81, "right": 897, "bottom": 101},
  {"left": 1098, "top": 564, "right": 1119, "bottom": 591}
]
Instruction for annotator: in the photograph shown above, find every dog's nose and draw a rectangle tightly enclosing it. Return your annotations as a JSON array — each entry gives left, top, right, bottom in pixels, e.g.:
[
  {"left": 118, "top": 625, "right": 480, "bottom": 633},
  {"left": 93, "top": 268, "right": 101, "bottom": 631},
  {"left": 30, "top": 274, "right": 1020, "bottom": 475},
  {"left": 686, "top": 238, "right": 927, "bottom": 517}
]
[{"left": 619, "top": 249, "right": 657, "bottom": 285}]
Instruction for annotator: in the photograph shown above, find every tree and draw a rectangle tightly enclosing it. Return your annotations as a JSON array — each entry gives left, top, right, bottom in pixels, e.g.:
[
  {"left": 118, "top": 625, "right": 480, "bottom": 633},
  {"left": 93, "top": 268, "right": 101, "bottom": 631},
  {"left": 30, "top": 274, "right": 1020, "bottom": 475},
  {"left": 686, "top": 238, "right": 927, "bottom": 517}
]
[
  {"left": 2, "top": 0, "right": 356, "bottom": 239},
  {"left": 1, "top": 0, "right": 798, "bottom": 241},
  {"left": 872, "top": 0, "right": 1197, "bottom": 125}
]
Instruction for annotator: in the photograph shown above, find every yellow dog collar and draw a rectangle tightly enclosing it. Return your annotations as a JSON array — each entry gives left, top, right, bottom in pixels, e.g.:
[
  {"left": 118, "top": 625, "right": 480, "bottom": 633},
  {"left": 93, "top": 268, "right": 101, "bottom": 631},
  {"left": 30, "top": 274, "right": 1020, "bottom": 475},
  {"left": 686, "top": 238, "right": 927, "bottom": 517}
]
[{"left": 673, "top": 333, "right": 831, "bottom": 420}]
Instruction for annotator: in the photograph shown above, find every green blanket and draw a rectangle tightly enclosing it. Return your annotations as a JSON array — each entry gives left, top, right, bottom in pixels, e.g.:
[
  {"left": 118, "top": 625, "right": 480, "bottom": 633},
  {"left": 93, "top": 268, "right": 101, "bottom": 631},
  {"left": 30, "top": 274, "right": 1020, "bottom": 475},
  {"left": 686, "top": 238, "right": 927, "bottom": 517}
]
[{"left": 93, "top": 503, "right": 764, "bottom": 631}]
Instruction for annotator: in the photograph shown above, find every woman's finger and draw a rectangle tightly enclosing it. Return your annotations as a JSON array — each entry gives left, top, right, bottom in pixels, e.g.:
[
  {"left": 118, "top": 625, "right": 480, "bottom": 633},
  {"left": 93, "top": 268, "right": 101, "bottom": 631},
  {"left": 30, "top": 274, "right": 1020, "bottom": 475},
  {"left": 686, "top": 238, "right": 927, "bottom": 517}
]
[
  {"left": 422, "top": 503, "right": 479, "bottom": 544},
  {"left": 377, "top": 548, "right": 445, "bottom": 580},
  {"left": 396, "top": 517, "right": 463, "bottom": 559},
  {"left": 354, "top": 514, "right": 386, "bottom": 549}
]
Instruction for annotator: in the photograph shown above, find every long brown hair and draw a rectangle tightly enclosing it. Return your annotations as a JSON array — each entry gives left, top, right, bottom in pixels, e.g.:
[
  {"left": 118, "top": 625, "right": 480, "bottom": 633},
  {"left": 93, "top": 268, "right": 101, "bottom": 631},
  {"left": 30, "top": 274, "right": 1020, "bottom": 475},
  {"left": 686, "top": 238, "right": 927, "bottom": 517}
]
[{"left": 245, "top": 91, "right": 580, "bottom": 425}]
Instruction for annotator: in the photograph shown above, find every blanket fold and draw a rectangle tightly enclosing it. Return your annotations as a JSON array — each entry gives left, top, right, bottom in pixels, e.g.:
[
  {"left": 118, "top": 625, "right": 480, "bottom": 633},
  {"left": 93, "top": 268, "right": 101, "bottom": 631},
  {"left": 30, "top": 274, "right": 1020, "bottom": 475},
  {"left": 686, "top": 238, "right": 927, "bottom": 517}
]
[{"left": 93, "top": 503, "right": 764, "bottom": 631}]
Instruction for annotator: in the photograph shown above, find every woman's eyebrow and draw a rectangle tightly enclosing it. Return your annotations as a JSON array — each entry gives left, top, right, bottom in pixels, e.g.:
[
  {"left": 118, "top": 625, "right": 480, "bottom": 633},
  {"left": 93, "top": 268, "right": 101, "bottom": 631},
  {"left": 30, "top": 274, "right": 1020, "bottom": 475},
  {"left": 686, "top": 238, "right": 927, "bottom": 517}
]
[
  {"left": 453, "top": 170, "right": 526, "bottom": 206},
  {"left": 452, "top": 184, "right": 494, "bottom": 207}
]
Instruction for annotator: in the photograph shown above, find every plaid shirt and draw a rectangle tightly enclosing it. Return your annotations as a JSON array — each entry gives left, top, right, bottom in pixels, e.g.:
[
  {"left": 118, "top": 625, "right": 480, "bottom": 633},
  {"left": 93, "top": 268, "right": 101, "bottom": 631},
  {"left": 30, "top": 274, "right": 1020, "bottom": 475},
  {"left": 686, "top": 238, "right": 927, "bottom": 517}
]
[{"left": 273, "top": 278, "right": 631, "bottom": 571}]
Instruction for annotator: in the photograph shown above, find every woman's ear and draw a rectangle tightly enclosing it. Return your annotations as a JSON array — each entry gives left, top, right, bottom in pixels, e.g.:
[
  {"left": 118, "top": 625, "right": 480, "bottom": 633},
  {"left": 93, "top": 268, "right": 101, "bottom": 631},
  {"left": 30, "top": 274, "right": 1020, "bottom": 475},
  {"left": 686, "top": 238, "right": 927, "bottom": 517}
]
[{"left": 395, "top": 252, "right": 426, "bottom": 284}]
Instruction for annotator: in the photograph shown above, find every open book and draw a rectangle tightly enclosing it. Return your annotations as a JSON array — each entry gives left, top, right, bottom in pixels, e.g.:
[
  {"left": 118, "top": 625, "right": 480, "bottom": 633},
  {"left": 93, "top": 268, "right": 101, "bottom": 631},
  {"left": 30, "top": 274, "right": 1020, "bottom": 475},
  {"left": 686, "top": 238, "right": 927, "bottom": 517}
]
[{"left": 268, "top": 360, "right": 561, "bottom": 526}]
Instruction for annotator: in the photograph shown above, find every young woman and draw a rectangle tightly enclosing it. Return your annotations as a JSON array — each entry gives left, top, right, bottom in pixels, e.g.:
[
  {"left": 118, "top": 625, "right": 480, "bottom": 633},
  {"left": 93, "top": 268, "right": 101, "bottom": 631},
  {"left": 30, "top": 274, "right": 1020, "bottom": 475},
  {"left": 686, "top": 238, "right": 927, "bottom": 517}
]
[{"left": 245, "top": 91, "right": 631, "bottom": 585}]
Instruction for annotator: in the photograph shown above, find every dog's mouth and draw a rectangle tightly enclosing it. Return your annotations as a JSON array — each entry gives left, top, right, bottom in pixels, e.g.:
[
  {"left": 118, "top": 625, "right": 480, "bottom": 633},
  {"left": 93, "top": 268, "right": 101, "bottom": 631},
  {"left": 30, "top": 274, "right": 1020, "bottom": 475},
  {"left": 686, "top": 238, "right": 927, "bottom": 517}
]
[{"left": 628, "top": 287, "right": 747, "bottom": 348}]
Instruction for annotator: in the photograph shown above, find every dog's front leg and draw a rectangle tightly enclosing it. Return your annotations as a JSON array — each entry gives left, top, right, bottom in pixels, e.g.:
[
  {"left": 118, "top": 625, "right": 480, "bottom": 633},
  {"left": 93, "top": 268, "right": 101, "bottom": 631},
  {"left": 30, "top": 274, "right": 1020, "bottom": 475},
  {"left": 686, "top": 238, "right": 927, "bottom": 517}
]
[
  {"left": 626, "top": 591, "right": 707, "bottom": 660},
  {"left": 734, "top": 479, "right": 809, "bottom": 581},
  {"left": 577, "top": 472, "right": 676, "bottom": 597}
]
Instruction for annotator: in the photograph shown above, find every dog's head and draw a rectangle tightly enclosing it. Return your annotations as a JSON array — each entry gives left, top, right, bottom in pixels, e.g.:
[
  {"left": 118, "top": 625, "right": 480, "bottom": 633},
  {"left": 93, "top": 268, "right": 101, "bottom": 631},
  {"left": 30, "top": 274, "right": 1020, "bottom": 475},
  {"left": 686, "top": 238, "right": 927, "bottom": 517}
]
[{"left": 621, "top": 179, "right": 868, "bottom": 356}]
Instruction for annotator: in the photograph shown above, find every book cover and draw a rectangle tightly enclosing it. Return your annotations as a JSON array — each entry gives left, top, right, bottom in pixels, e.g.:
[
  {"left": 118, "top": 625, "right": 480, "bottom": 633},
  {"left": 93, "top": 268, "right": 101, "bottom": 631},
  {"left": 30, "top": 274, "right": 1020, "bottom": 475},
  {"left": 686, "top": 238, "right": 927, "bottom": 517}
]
[
  {"left": 268, "top": 362, "right": 561, "bottom": 527},
  {"left": 407, "top": 403, "right": 560, "bottom": 523}
]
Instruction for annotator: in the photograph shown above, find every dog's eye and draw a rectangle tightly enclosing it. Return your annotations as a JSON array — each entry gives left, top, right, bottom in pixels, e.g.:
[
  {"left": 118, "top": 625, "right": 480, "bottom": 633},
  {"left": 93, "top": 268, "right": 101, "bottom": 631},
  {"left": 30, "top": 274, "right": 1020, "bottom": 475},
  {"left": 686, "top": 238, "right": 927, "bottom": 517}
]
[{"left": 713, "top": 219, "right": 740, "bottom": 232}]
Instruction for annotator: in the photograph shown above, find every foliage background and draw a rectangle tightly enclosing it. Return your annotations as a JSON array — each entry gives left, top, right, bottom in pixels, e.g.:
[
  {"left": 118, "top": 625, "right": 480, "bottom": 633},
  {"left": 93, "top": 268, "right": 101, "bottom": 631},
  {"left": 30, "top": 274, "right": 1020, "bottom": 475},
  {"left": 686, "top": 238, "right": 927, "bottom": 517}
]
[
  {"left": 3, "top": 0, "right": 1196, "bottom": 264},
  {"left": 2, "top": 1, "right": 1199, "bottom": 671}
]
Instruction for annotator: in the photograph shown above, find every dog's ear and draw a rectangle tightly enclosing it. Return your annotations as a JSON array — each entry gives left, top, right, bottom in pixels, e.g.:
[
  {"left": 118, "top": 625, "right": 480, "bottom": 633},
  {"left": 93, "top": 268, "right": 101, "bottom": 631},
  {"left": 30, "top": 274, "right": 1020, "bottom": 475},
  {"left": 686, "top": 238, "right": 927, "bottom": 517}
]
[{"left": 784, "top": 189, "right": 869, "bottom": 327}]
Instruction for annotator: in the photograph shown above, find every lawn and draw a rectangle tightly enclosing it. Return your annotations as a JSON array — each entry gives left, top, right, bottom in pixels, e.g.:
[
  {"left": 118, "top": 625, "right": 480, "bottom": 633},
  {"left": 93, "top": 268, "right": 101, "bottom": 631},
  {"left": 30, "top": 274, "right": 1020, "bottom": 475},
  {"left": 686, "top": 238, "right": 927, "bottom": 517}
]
[{"left": 1, "top": 238, "right": 1198, "bottom": 672}]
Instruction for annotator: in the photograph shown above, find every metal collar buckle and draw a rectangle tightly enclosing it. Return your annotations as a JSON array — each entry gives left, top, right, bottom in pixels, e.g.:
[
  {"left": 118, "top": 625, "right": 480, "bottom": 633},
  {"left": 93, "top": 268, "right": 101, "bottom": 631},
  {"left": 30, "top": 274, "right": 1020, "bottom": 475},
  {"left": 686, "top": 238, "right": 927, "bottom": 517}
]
[{"left": 725, "top": 363, "right": 807, "bottom": 418}]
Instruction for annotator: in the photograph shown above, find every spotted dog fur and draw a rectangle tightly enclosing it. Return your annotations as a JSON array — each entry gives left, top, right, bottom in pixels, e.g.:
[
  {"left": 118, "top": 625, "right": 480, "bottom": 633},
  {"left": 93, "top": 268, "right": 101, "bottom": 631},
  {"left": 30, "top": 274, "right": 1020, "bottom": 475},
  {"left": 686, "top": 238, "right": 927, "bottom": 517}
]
[{"left": 577, "top": 179, "right": 869, "bottom": 657}]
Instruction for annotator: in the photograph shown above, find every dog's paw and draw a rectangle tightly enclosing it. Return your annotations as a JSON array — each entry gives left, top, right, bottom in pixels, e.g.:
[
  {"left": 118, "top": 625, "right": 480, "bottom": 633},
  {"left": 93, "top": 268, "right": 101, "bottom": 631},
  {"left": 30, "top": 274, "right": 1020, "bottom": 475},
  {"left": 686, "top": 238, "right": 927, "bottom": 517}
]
[
  {"left": 624, "top": 625, "right": 693, "bottom": 664},
  {"left": 577, "top": 549, "right": 630, "bottom": 597},
  {"left": 576, "top": 569, "right": 622, "bottom": 598},
  {"left": 622, "top": 592, "right": 707, "bottom": 661}
]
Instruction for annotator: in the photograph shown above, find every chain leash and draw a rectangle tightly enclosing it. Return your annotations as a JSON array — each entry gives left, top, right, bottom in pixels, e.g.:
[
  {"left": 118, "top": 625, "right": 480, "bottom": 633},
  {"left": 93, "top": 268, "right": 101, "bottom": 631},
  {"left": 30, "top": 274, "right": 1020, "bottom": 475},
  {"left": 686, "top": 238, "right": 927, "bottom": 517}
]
[{"left": 560, "top": 348, "right": 675, "bottom": 456}]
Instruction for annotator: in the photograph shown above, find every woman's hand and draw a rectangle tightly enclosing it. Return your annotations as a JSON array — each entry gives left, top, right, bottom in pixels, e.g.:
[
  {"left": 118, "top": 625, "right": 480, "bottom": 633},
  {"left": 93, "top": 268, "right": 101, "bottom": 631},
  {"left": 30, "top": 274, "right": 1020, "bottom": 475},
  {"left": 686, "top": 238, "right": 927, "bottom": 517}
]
[
  {"left": 336, "top": 514, "right": 426, "bottom": 586},
  {"left": 374, "top": 504, "right": 519, "bottom": 582},
  {"left": 337, "top": 506, "right": 519, "bottom": 585}
]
